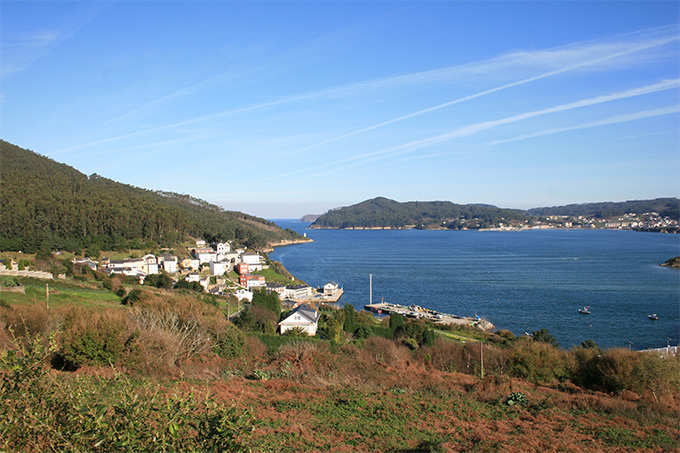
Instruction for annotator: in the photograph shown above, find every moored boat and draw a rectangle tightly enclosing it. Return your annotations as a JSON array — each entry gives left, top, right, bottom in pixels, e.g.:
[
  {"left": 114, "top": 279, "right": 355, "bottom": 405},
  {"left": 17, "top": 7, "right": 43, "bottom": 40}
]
[{"left": 578, "top": 306, "right": 591, "bottom": 314}]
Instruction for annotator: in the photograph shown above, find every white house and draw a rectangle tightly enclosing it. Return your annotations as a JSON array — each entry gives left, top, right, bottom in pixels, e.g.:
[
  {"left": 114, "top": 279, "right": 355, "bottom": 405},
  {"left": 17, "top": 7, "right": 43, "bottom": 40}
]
[
  {"left": 104, "top": 258, "right": 144, "bottom": 273},
  {"left": 323, "top": 281, "right": 340, "bottom": 295},
  {"left": 232, "top": 288, "right": 253, "bottom": 302},
  {"left": 72, "top": 258, "right": 98, "bottom": 271},
  {"left": 186, "top": 272, "right": 201, "bottom": 283},
  {"left": 284, "top": 284, "right": 314, "bottom": 300},
  {"left": 266, "top": 282, "right": 286, "bottom": 300},
  {"left": 209, "top": 260, "right": 229, "bottom": 276},
  {"left": 278, "top": 305, "right": 319, "bottom": 336},
  {"left": 240, "top": 252, "right": 263, "bottom": 270},
  {"left": 158, "top": 253, "right": 178, "bottom": 273},
  {"left": 222, "top": 251, "right": 240, "bottom": 264},
  {"left": 142, "top": 254, "right": 159, "bottom": 275},
  {"left": 193, "top": 248, "right": 217, "bottom": 264},
  {"left": 212, "top": 241, "right": 230, "bottom": 254},
  {"left": 199, "top": 276, "right": 210, "bottom": 292}
]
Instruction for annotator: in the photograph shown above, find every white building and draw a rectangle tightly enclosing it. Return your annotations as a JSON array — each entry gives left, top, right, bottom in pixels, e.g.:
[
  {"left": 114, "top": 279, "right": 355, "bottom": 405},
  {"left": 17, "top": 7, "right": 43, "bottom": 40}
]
[
  {"left": 278, "top": 305, "right": 319, "bottom": 336},
  {"left": 209, "top": 260, "right": 229, "bottom": 276},
  {"left": 323, "top": 281, "right": 340, "bottom": 295},
  {"left": 142, "top": 254, "right": 159, "bottom": 275},
  {"left": 194, "top": 248, "right": 217, "bottom": 264},
  {"left": 212, "top": 241, "right": 231, "bottom": 254},
  {"left": 158, "top": 253, "right": 178, "bottom": 273},
  {"left": 232, "top": 288, "right": 253, "bottom": 302},
  {"left": 284, "top": 285, "right": 313, "bottom": 300},
  {"left": 240, "top": 252, "right": 263, "bottom": 271}
]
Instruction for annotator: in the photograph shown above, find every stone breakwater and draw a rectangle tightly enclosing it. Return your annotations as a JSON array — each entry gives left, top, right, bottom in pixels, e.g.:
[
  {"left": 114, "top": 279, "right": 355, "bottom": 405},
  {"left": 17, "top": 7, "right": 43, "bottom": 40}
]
[
  {"left": 365, "top": 302, "right": 494, "bottom": 331},
  {"left": 264, "top": 237, "right": 313, "bottom": 252}
]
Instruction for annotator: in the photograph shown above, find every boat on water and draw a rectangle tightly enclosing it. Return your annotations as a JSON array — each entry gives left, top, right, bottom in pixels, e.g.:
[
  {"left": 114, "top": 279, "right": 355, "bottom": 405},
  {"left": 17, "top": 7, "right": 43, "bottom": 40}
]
[
  {"left": 578, "top": 306, "right": 591, "bottom": 314},
  {"left": 648, "top": 313, "right": 659, "bottom": 320}
]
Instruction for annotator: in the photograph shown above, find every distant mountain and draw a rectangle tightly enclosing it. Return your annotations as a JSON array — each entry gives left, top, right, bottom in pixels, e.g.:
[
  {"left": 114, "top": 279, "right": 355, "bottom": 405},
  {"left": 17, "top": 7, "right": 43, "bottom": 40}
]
[
  {"left": 528, "top": 199, "right": 679, "bottom": 220},
  {"left": 310, "top": 196, "right": 680, "bottom": 230},
  {"left": 310, "top": 197, "right": 529, "bottom": 229},
  {"left": 0, "top": 140, "right": 305, "bottom": 253},
  {"left": 299, "top": 214, "right": 321, "bottom": 223}
]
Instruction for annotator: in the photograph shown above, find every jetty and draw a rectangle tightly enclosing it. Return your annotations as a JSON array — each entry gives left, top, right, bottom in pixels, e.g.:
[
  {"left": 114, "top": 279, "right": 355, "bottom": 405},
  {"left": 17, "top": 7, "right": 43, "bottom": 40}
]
[{"left": 364, "top": 302, "right": 494, "bottom": 331}]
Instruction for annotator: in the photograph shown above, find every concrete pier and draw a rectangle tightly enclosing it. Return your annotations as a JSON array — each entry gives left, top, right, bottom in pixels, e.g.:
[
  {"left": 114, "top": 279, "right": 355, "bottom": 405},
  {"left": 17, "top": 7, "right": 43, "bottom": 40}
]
[{"left": 365, "top": 302, "right": 494, "bottom": 331}]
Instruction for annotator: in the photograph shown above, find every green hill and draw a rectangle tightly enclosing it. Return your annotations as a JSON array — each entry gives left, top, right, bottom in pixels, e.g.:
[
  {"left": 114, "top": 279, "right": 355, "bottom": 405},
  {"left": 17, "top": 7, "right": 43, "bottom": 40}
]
[
  {"left": 310, "top": 197, "right": 530, "bottom": 229},
  {"left": 311, "top": 196, "right": 680, "bottom": 229},
  {"left": 527, "top": 198, "right": 680, "bottom": 220},
  {"left": 0, "top": 140, "right": 304, "bottom": 252}
]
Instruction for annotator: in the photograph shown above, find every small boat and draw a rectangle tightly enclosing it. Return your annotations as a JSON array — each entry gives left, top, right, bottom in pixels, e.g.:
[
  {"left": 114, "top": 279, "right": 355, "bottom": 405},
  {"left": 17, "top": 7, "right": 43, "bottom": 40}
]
[
  {"left": 578, "top": 306, "right": 591, "bottom": 314},
  {"left": 648, "top": 314, "right": 659, "bottom": 320}
]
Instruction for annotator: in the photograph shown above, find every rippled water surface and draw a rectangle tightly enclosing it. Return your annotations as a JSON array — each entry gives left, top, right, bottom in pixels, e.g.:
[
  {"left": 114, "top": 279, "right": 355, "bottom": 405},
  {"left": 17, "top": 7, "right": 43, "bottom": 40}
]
[{"left": 270, "top": 221, "right": 680, "bottom": 350}]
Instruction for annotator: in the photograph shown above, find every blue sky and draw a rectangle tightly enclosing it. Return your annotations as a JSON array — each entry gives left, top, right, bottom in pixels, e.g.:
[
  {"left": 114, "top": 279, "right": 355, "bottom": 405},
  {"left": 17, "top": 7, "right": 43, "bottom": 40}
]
[{"left": 2, "top": 1, "right": 679, "bottom": 218}]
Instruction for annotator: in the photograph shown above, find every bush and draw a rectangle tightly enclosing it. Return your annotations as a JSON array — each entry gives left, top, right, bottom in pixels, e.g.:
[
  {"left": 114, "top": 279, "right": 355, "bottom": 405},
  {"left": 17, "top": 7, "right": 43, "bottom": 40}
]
[
  {"left": 1, "top": 304, "right": 53, "bottom": 340},
  {"left": 0, "top": 333, "right": 255, "bottom": 451},
  {"left": 59, "top": 310, "right": 129, "bottom": 368},
  {"left": 509, "top": 340, "right": 569, "bottom": 384},
  {"left": 121, "top": 288, "right": 144, "bottom": 305},
  {"left": 506, "top": 392, "right": 528, "bottom": 407},
  {"left": 0, "top": 276, "right": 18, "bottom": 287},
  {"left": 531, "top": 328, "right": 559, "bottom": 347}
]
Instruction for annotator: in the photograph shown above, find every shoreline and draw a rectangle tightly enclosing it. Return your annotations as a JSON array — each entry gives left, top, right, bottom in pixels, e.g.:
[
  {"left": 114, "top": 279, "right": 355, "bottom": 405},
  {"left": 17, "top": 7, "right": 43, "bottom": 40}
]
[{"left": 365, "top": 302, "right": 494, "bottom": 331}]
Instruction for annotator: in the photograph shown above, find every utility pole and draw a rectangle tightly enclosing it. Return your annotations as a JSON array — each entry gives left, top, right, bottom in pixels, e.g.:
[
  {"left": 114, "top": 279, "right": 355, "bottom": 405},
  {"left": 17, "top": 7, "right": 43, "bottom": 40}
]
[
  {"left": 45, "top": 283, "right": 49, "bottom": 310},
  {"left": 480, "top": 341, "right": 484, "bottom": 380}
]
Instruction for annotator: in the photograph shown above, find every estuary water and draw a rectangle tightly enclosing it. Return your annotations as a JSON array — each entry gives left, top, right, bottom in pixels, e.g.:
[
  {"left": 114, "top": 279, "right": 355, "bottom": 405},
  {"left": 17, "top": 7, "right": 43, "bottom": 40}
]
[{"left": 269, "top": 220, "right": 680, "bottom": 350}]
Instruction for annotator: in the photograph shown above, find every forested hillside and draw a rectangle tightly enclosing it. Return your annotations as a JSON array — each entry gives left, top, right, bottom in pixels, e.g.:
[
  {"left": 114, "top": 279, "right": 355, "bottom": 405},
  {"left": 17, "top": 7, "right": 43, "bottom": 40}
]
[
  {"left": 310, "top": 197, "right": 530, "bottom": 229},
  {"left": 528, "top": 198, "right": 680, "bottom": 220},
  {"left": 311, "top": 196, "right": 680, "bottom": 229},
  {"left": 0, "top": 141, "right": 304, "bottom": 252}
]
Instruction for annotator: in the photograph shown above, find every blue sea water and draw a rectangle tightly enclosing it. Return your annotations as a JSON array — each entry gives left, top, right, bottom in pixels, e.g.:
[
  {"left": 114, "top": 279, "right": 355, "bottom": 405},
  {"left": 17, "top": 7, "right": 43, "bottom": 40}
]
[{"left": 269, "top": 220, "right": 680, "bottom": 350}]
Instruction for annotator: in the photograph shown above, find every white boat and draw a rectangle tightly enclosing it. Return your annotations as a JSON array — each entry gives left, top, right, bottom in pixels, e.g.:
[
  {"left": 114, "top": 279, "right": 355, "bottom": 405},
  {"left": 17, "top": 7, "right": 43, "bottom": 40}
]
[{"left": 578, "top": 306, "right": 591, "bottom": 314}]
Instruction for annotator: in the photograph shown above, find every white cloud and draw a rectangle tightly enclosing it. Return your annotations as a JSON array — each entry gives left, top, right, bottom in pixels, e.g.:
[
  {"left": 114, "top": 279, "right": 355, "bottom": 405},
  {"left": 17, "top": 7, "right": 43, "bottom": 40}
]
[{"left": 490, "top": 105, "right": 680, "bottom": 145}]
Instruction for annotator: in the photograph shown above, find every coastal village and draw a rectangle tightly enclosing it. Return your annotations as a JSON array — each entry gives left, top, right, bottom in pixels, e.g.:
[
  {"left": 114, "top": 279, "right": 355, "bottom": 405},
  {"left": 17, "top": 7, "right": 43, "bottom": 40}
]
[
  {"left": 0, "top": 239, "right": 344, "bottom": 335},
  {"left": 483, "top": 211, "right": 679, "bottom": 232},
  {"left": 76, "top": 240, "right": 342, "bottom": 303}
]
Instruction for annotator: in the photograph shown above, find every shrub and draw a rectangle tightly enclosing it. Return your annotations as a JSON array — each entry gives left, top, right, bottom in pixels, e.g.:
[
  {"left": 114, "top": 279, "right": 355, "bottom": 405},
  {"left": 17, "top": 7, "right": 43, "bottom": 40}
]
[
  {"left": 121, "top": 288, "right": 143, "bottom": 305},
  {"left": 59, "top": 309, "right": 129, "bottom": 368},
  {"left": 1, "top": 304, "right": 53, "bottom": 340},
  {"left": 506, "top": 392, "right": 528, "bottom": 407},
  {"left": 0, "top": 276, "right": 18, "bottom": 287},
  {"left": 509, "top": 340, "right": 569, "bottom": 384},
  {"left": 497, "top": 329, "right": 516, "bottom": 341},
  {"left": 531, "top": 328, "right": 559, "bottom": 347},
  {"left": 353, "top": 325, "right": 372, "bottom": 339},
  {"left": 402, "top": 337, "right": 419, "bottom": 350},
  {"left": 0, "top": 333, "right": 255, "bottom": 451},
  {"left": 211, "top": 322, "right": 245, "bottom": 358}
]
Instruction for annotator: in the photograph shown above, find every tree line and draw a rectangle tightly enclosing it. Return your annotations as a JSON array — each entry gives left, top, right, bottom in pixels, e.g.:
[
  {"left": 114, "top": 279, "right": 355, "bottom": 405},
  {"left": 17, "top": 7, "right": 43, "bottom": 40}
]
[
  {"left": 0, "top": 141, "right": 303, "bottom": 253},
  {"left": 311, "top": 197, "right": 529, "bottom": 229},
  {"left": 311, "top": 196, "right": 680, "bottom": 229}
]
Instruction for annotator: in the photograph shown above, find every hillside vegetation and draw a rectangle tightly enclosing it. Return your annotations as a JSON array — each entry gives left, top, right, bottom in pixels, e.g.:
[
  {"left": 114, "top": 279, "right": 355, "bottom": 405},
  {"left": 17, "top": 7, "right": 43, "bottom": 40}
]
[
  {"left": 0, "top": 140, "right": 304, "bottom": 253},
  {"left": 0, "top": 274, "right": 678, "bottom": 451},
  {"left": 527, "top": 198, "right": 680, "bottom": 219},
  {"left": 311, "top": 197, "right": 529, "bottom": 229},
  {"left": 310, "top": 196, "right": 680, "bottom": 229}
]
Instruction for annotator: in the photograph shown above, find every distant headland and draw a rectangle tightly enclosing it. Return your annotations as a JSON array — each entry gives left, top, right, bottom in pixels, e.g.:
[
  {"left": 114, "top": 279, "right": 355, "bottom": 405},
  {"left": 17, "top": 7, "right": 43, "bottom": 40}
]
[{"left": 308, "top": 196, "right": 679, "bottom": 233}]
